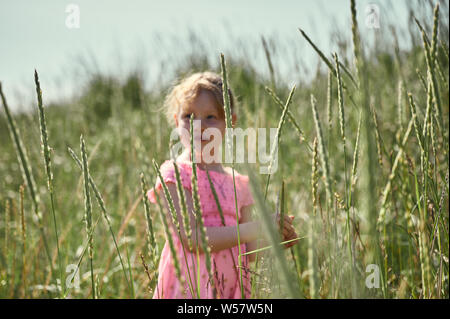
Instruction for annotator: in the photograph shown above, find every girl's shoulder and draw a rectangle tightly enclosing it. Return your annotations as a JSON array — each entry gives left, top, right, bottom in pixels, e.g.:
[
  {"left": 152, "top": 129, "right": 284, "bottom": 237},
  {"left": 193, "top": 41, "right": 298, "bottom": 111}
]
[
  {"left": 147, "top": 159, "right": 192, "bottom": 204},
  {"left": 159, "top": 158, "right": 192, "bottom": 174},
  {"left": 159, "top": 159, "right": 250, "bottom": 187},
  {"left": 197, "top": 165, "right": 249, "bottom": 182},
  {"left": 159, "top": 158, "right": 193, "bottom": 185}
]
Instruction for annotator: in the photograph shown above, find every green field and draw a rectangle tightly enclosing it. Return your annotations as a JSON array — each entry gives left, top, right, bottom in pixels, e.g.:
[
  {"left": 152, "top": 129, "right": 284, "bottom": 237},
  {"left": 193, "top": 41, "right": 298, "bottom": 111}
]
[{"left": 0, "top": 1, "right": 448, "bottom": 298}]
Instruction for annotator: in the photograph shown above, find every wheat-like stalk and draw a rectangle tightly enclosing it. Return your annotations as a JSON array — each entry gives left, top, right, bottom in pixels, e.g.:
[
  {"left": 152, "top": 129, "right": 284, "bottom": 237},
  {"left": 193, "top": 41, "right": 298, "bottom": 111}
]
[
  {"left": 418, "top": 204, "right": 432, "bottom": 298},
  {"left": 377, "top": 116, "right": 415, "bottom": 229},
  {"left": 265, "top": 86, "right": 310, "bottom": 150},
  {"left": 0, "top": 83, "right": 54, "bottom": 270},
  {"left": 172, "top": 160, "right": 198, "bottom": 296},
  {"left": 350, "top": 0, "right": 361, "bottom": 81},
  {"left": 416, "top": 68, "right": 428, "bottom": 93},
  {"left": 420, "top": 10, "right": 443, "bottom": 134},
  {"left": 172, "top": 162, "right": 192, "bottom": 251},
  {"left": 261, "top": 36, "right": 275, "bottom": 87},
  {"left": 151, "top": 159, "right": 187, "bottom": 297},
  {"left": 152, "top": 160, "right": 181, "bottom": 233},
  {"left": 220, "top": 53, "right": 244, "bottom": 298},
  {"left": 311, "top": 138, "right": 319, "bottom": 216},
  {"left": 418, "top": 74, "right": 434, "bottom": 298},
  {"left": 188, "top": 114, "right": 216, "bottom": 298},
  {"left": 245, "top": 165, "right": 301, "bottom": 298},
  {"left": 298, "top": 29, "right": 357, "bottom": 89},
  {"left": 439, "top": 38, "right": 449, "bottom": 61},
  {"left": 311, "top": 92, "right": 338, "bottom": 292},
  {"left": 4, "top": 199, "right": 9, "bottom": 264},
  {"left": 397, "top": 80, "right": 404, "bottom": 134},
  {"left": 423, "top": 79, "right": 432, "bottom": 149},
  {"left": 350, "top": 111, "right": 362, "bottom": 192},
  {"left": 264, "top": 84, "right": 296, "bottom": 199},
  {"left": 310, "top": 94, "right": 332, "bottom": 212},
  {"left": 67, "top": 147, "right": 133, "bottom": 297},
  {"left": 308, "top": 215, "right": 319, "bottom": 299},
  {"left": 327, "top": 70, "right": 333, "bottom": 139},
  {"left": 350, "top": 1, "right": 380, "bottom": 290},
  {"left": 334, "top": 52, "right": 353, "bottom": 271},
  {"left": 408, "top": 93, "right": 424, "bottom": 152},
  {"left": 371, "top": 104, "right": 384, "bottom": 168},
  {"left": 334, "top": 54, "right": 346, "bottom": 143},
  {"left": 19, "top": 185, "right": 27, "bottom": 298},
  {"left": 309, "top": 138, "right": 319, "bottom": 298},
  {"left": 205, "top": 168, "right": 240, "bottom": 287},
  {"left": 430, "top": 4, "right": 440, "bottom": 67},
  {"left": 34, "top": 70, "right": 63, "bottom": 296},
  {"left": 140, "top": 173, "right": 158, "bottom": 267},
  {"left": 80, "top": 135, "right": 96, "bottom": 299}
]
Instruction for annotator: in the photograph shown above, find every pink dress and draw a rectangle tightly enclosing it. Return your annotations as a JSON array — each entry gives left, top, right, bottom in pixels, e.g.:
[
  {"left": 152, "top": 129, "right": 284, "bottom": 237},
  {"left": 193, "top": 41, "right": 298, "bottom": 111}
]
[{"left": 147, "top": 159, "right": 254, "bottom": 299}]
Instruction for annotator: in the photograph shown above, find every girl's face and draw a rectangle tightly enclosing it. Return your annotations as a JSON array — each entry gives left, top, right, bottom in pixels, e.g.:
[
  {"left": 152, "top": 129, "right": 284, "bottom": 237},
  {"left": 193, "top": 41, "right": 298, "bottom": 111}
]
[{"left": 174, "top": 89, "right": 236, "bottom": 157}]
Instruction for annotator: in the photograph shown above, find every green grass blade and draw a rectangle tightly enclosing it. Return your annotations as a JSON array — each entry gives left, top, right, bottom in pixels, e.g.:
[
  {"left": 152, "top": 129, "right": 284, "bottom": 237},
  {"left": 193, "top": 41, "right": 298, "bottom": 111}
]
[
  {"left": 0, "top": 82, "right": 55, "bottom": 286},
  {"left": 264, "top": 85, "right": 296, "bottom": 200},
  {"left": 244, "top": 165, "right": 302, "bottom": 298},
  {"left": 34, "top": 70, "right": 64, "bottom": 297},
  {"left": 220, "top": 53, "right": 244, "bottom": 298},
  {"left": 80, "top": 135, "right": 96, "bottom": 299},
  {"left": 67, "top": 147, "right": 133, "bottom": 297}
]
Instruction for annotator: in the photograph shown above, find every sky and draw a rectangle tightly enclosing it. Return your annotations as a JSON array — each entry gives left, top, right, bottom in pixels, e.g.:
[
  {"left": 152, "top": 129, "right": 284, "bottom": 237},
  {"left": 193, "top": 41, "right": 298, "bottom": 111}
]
[{"left": 0, "top": 0, "right": 424, "bottom": 110}]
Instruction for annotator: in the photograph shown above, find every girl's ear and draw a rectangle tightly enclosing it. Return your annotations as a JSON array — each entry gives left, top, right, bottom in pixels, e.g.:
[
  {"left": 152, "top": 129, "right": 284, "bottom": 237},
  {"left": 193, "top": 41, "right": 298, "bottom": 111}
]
[
  {"left": 174, "top": 113, "right": 178, "bottom": 126},
  {"left": 232, "top": 113, "right": 237, "bottom": 127}
]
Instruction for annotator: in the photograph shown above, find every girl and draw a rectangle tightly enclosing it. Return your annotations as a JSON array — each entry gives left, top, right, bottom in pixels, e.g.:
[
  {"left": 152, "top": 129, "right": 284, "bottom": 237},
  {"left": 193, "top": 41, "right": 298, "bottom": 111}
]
[{"left": 147, "top": 71, "right": 298, "bottom": 299}]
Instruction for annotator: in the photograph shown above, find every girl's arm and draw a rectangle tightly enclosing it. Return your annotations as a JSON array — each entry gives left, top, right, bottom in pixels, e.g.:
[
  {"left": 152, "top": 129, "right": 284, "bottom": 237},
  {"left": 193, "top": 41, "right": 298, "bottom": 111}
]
[
  {"left": 158, "top": 183, "right": 260, "bottom": 253},
  {"left": 240, "top": 205, "right": 267, "bottom": 263},
  {"left": 240, "top": 205, "right": 299, "bottom": 262}
]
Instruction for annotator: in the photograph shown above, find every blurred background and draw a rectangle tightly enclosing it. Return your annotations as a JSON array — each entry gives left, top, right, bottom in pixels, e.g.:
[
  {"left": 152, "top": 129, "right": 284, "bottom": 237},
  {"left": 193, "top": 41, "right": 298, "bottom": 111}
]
[{"left": 1, "top": 0, "right": 426, "bottom": 109}]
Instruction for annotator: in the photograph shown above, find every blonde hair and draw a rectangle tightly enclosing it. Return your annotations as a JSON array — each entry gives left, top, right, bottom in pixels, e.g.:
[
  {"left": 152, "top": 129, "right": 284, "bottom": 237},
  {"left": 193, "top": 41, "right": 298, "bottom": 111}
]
[{"left": 163, "top": 71, "right": 235, "bottom": 126}]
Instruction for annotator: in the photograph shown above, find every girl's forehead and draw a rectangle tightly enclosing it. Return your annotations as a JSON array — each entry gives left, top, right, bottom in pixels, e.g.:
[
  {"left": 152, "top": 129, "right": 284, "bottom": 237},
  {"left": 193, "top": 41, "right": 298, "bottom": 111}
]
[{"left": 179, "top": 92, "right": 223, "bottom": 115}]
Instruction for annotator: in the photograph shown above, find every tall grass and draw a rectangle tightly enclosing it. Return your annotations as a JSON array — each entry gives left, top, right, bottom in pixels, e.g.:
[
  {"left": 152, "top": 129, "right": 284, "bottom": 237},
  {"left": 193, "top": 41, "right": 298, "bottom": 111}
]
[
  {"left": 220, "top": 53, "right": 244, "bottom": 298},
  {"left": 245, "top": 165, "right": 301, "bottom": 298},
  {"left": 151, "top": 159, "right": 188, "bottom": 297},
  {"left": 67, "top": 147, "right": 133, "bottom": 297},
  {"left": 263, "top": 84, "right": 296, "bottom": 199},
  {"left": 1, "top": 81, "right": 56, "bottom": 291},
  {"left": 350, "top": 0, "right": 380, "bottom": 286},
  {"left": 140, "top": 173, "right": 158, "bottom": 276},
  {"left": 34, "top": 70, "right": 63, "bottom": 296},
  {"left": 310, "top": 95, "right": 332, "bottom": 224},
  {"left": 80, "top": 135, "right": 96, "bottom": 298},
  {"left": 189, "top": 113, "right": 215, "bottom": 298}
]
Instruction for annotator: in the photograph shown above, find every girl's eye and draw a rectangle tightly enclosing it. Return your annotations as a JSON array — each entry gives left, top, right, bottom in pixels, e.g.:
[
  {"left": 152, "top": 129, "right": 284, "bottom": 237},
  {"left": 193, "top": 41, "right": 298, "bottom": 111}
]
[
  {"left": 207, "top": 115, "right": 216, "bottom": 119},
  {"left": 183, "top": 114, "right": 191, "bottom": 119}
]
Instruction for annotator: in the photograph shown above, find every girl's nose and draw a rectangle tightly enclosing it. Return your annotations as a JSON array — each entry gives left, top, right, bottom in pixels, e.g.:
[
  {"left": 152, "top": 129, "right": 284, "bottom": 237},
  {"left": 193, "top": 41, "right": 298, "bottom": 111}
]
[{"left": 200, "top": 119, "right": 209, "bottom": 131}]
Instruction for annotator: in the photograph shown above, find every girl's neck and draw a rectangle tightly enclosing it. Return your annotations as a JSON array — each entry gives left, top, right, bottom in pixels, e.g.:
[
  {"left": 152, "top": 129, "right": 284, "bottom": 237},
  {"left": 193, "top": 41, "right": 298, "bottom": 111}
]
[{"left": 177, "top": 149, "right": 225, "bottom": 173}]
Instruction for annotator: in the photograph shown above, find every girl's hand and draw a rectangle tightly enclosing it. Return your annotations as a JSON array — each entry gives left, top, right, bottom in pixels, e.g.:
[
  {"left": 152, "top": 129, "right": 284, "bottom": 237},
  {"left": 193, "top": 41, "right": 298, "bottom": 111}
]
[
  {"left": 272, "top": 214, "right": 297, "bottom": 248},
  {"left": 283, "top": 221, "right": 299, "bottom": 249},
  {"left": 281, "top": 216, "right": 298, "bottom": 249}
]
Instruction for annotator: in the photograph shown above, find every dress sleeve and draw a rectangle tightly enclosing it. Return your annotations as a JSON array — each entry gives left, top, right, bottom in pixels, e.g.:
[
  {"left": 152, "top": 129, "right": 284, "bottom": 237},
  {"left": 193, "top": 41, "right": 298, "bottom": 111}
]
[
  {"left": 238, "top": 175, "right": 254, "bottom": 209},
  {"left": 147, "top": 160, "right": 191, "bottom": 204}
]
